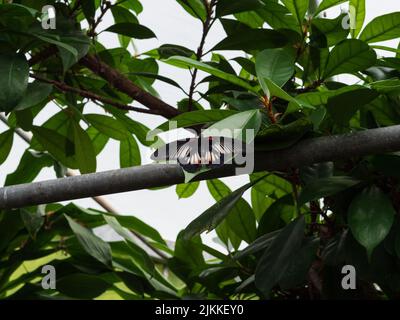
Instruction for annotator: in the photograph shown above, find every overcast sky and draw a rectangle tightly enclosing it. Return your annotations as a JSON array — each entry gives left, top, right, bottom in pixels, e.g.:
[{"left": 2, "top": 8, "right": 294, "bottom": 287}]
[{"left": 0, "top": 0, "right": 398, "bottom": 246}]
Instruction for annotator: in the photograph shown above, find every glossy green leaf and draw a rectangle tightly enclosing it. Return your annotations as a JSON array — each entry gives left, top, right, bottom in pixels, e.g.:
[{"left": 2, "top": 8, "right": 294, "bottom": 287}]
[
  {"left": 0, "top": 53, "right": 29, "bottom": 112},
  {"left": 281, "top": 0, "right": 309, "bottom": 25},
  {"left": 176, "top": 0, "right": 207, "bottom": 20},
  {"left": 359, "top": 12, "right": 400, "bottom": 43},
  {"left": 323, "top": 39, "right": 376, "bottom": 78}
]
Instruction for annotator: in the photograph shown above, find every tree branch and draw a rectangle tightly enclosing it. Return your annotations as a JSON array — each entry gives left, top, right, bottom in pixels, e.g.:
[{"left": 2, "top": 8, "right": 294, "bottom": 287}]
[
  {"left": 31, "top": 74, "right": 166, "bottom": 116},
  {"left": 80, "top": 55, "right": 180, "bottom": 119},
  {"left": 2, "top": 125, "right": 400, "bottom": 209}
]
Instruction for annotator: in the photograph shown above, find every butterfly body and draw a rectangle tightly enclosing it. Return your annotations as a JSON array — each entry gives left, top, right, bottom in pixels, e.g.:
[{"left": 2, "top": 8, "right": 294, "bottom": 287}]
[{"left": 151, "top": 136, "right": 246, "bottom": 172}]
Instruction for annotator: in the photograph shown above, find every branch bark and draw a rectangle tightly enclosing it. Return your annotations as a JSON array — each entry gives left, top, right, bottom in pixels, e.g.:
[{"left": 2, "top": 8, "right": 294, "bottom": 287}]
[
  {"left": 2, "top": 125, "right": 400, "bottom": 209},
  {"left": 80, "top": 55, "right": 180, "bottom": 119}
]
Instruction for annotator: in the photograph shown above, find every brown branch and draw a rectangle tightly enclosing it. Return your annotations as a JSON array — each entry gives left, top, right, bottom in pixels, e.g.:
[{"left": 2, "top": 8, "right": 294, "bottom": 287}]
[
  {"left": 80, "top": 55, "right": 180, "bottom": 119},
  {"left": 31, "top": 74, "right": 166, "bottom": 116}
]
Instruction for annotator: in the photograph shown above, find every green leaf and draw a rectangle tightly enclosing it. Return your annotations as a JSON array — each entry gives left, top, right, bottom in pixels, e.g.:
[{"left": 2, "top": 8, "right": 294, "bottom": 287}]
[
  {"left": 281, "top": 0, "right": 309, "bottom": 26},
  {"left": 323, "top": 39, "right": 376, "bottom": 78},
  {"left": 349, "top": 0, "right": 365, "bottom": 38},
  {"left": 251, "top": 173, "right": 292, "bottom": 198},
  {"left": 216, "top": 0, "right": 264, "bottom": 17},
  {"left": 359, "top": 12, "right": 400, "bottom": 43},
  {"left": 165, "top": 56, "right": 256, "bottom": 92},
  {"left": 31, "top": 126, "right": 77, "bottom": 169},
  {"left": 176, "top": 0, "right": 207, "bottom": 21},
  {"left": 57, "top": 274, "right": 111, "bottom": 299},
  {"left": 257, "top": 1, "right": 299, "bottom": 32},
  {"left": 182, "top": 176, "right": 265, "bottom": 239},
  {"left": 0, "top": 130, "right": 13, "bottom": 165},
  {"left": 255, "top": 216, "right": 305, "bottom": 297},
  {"left": 176, "top": 181, "right": 200, "bottom": 199},
  {"left": 207, "top": 179, "right": 257, "bottom": 244},
  {"left": 212, "top": 29, "right": 287, "bottom": 52},
  {"left": 258, "top": 195, "right": 294, "bottom": 235},
  {"left": 105, "top": 22, "right": 156, "bottom": 39},
  {"left": 315, "top": 0, "right": 348, "bottom": 15},
  {"left": 58, "top": 34, "right": 91, "bottom": 72},
  {"left": 299, "top": 176, "right": 360, "bottom": 206},
  {"left": 327, "top": 87, "right": 379, "bottom": 126},
  {"left": 82, "top": 0, "right": 97, "bottom": 21},
  {"left": 71, "top": 121, "right": 97, "bottom": 174},
  {"left": 256, "top": 48, "right": 296, "bottom": 88},
  {"left": 153, "top": 110, "right": 237, "bottom": 136},
  {"left": 5, "top": 150, "right": 53, "bottom": 186},
  {"left": 202, "top": 109, "right": 262, "bottom": 141},
  {"left": 112, "top": 215, "right": 166, "bottom": 246},
  {"left": 20, "top": 208, "right": 44, "bottom": 239},
  {"left": 65, "top": 215, "right": 112, "bottom": 268},
  {"left": 348, "top": 186, "right": 395, "bottom": 259},
  {"left": 15, "top": 81, "right": 52, "bottom": 111},
  {"left": 0, "top": 53, "right": 29, "bottom": 112},
  {"left": 120, "top": 135, "right": 141, "bottom": 168},
  {"left": 85, "top": 114, "right": 129, "bottom": 140}
]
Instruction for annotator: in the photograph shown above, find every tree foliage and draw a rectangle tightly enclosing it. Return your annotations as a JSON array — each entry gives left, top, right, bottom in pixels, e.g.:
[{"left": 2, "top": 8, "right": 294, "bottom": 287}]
[{"left": 1, "top": 0, "right": 400, "bottom": 300}]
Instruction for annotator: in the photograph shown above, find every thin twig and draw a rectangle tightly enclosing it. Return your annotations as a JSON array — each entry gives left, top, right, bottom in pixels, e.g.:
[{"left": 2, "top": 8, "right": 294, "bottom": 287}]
[
  {"left": 30, "top": 73, "right": 166, "bottom": 116},
  {"left": 187, "top": 0, "right": 216, "bottom": 111}
]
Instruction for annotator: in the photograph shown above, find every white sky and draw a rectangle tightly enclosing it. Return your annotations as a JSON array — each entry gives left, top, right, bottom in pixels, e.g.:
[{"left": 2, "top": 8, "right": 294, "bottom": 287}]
[{"left": 0, "top": 0, "right": 399, "bottom": 246}]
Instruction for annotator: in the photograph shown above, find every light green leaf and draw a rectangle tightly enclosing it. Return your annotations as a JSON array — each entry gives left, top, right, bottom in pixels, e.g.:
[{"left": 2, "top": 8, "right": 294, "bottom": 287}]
[
  {"left": 349, "top": 0, "right": 365, "bottom": 38},
  {"left": 281, "top": 0, "right": 309, "bottom": 25},
  {"left": 315, "top": 0, "right": 348, "bottom": 16},
  {"left": 176, "top": 181, "right": 200, "bottom": 199},
  {"left": 359, "top": 12, "right": 400, "bottom": 43}
]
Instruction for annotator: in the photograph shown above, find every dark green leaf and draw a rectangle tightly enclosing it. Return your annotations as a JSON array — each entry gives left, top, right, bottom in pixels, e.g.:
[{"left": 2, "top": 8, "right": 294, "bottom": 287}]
[
  {"left": 105, "top": 22, "right": 156, "bottom": 39},
  {"left": 255, "top": 216, "right": 305, "bottom": 296},
  {"left": 0, "top": 129, "right": 13, "bottom": 165},
  {"left": 65, "top": 215, "right": 112, "bottom": 268},
  {"left": 348, "top": 186, "right": 395, "bottom": 258},
  {"left": 120, "top": 135, "right": 141, "bottom": 168},
  {"left": 216, "top": 0, "right": 264, "bottom": 17},
  {"left": 0, "top": 53, "right": 29, "bottom": 112}
]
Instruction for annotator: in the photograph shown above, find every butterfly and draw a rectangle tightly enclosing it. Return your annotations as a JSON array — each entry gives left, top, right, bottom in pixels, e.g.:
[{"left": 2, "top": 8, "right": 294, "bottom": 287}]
[{"left": 151, "top": 136, "right": 247, "bottom": 172}]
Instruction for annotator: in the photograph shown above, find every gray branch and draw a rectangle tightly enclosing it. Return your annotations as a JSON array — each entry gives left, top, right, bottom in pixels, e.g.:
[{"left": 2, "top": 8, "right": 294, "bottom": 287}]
[{"left": 1, "top": 125, "right": 400, "bottom": 209}]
